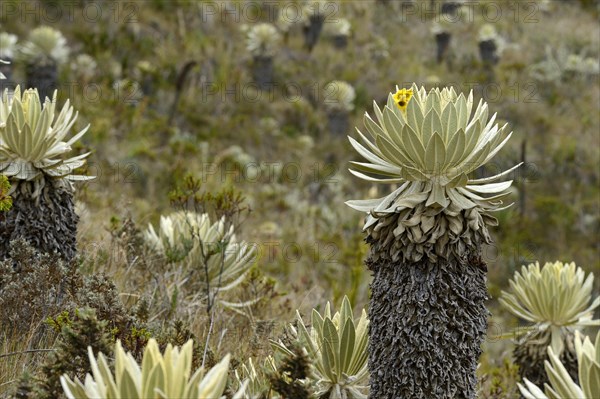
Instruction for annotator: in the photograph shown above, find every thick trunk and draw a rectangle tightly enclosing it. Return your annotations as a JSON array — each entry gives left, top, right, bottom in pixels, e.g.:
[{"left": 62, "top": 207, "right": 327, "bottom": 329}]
[
  {"left": 252, "top": 56, "right": 274, "bottom": 90},
  {"left": 0, "top": 179, "right": 78, "bottom": 261},
  {"left": 332, "top": 35, "right": 348, "bottom": 49},
  {"left": 327, "top": 111, "right": 350, "bottom": 137},
  {"left": 435, "top": 32, "right": 451, "bottom": 64},
  {"left": 441, "top": 2, "right": 462, "bottom": 16},
  {"left": 367, "top": 252, "right": 488, "bottom": 399},
  {"left": 25, "top": 62, "right": 58, "bottom": 100},
  {"left": 478, "top": 40, "right": 499, "bottom": 66},
  {"left": 303, "top": 15, "right": 325, "bottom": 52}
]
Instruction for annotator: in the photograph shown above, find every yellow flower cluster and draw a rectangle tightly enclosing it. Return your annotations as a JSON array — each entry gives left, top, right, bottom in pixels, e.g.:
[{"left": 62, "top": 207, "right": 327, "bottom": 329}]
[{"left": 392, "top": 88, "right": 413, "bottom": 111}]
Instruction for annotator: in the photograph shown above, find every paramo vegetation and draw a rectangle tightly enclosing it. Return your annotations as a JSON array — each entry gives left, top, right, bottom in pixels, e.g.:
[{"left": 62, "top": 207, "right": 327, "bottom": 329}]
[{"left": 0, "top": 1, "right": 598, "bottom": 398}]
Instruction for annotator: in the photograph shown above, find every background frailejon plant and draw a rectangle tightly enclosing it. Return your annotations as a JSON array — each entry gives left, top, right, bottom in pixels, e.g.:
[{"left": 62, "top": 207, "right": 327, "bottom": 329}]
[
  {"left": 0, "top": 41, "right": 17, "bottom": 90},
  {"left": 271, "top": 296, "right": 369, "bottom": 398},
  {"left": 518, "top": 331, "right": 600, "bottom": 399},
  {"left": 0, "top": 1, "right": 598, "bottom": 398},
  {"left": 499, "top": 261, "right": 600, "bottom": 387},
  {"left": 17, "top": 26, "right": 69, "bottom": 99},
  {"left": 0, "top": 86, "right": 93, "bottom": 260}
]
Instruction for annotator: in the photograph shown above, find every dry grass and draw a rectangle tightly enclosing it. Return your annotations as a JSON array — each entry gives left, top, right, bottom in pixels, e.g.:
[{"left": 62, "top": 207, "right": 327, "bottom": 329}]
[
  {"left": 0, "top": 325, "right": 57, "bottom": 396},
  {"left": 0, "top": 0, "right": 598, "bottom": 396}
]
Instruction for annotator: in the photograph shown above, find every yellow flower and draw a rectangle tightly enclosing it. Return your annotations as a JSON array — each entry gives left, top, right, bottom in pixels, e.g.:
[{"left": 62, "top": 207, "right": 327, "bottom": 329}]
[{"left": 392, "top": 88, "right": 413, "bottom": 111}]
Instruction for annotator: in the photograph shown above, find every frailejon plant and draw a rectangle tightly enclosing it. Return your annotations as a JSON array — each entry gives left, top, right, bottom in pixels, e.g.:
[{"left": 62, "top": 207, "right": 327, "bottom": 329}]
[
  {"left": 499, "top": 261, "right": 600, "bottom": 387},
  {"left": 368, "top": 35, "right": 389, "bottom": 61},
  {"left": 431, "top": 21, "right": 453, "bottom": 64},
  {"left": 518, "top": 331, "right": 600, "bottom": 399},
  {"left": 144, "top": 211, "right": 257, "bottom": 310},
  {"left": 271, "top": 296, "right": 369, "bottom": 399},
  {"left": 234, "top": 356, "right": 278, "bottom": 399},
  {"left": 0, "top": 87, "right": 93, "bottom": 260},
  {"left": 324, "top": 81, "right": 355, "bottom": 137},
  {"left": 323, "top": 18, "right": 351, "bottom": 49},
  {"left": 246, "top": 23, "right": 281, "bottom": 90},
  {"left": 246, "top": 23, "right": 281, "bottom": 59},
  {"left": 0, "top": 34, "right": 17, "bottom": 89},
  {"left": 324, "top": 81, "right": 355, "bottom": 113},
  {"left": 441, "top": 1, "right": 463, "bottom": 16},
  {"left": 302, "top": 0, "right": 327, "bottom": 52},
  {"left": 60, "top": 338, "right": 246, "bottom": 398},
  {"left": 529, "top": 46, "right": 600, "bottom": 84},
  {"left": 478, "top": 24, "right": 500, "bottom": 66},
  {"left": 19, "top": 26, "right": 69, "bottom": 65},
  {"left": 18, "top": 26, "right": 69, "bottom": 99},
  {"left": 71, "top": 54, "right": 97, "bottom": 83},
  {"left": 0, "top": 33, "right": 18, "bottom": 61},
  {"left": 563, "top": 53, "right": 600, "bottom": 76},
  {"left": 346, "top": 83, "right": 519, "bottom": 398}
]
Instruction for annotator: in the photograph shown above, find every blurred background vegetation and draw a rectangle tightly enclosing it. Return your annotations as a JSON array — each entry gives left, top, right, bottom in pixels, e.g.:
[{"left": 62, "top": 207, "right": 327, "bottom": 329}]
[{"left": 0, "top": 0, "right": 598, "bottom": 397}]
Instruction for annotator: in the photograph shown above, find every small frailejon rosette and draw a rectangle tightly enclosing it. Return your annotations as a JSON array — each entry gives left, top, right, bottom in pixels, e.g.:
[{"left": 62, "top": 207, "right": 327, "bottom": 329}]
[
  {"left": 246, "top": 23, "right": 281, "bottom": 58},
  {"left": 346, "top": 83, "right": 520, "bottom": 263},
  {"left": 144, "top": 211, "right": 257, "bottom": 302},
  {"left": 18, "top": 26, "right": 69, "bottom": 66},
  {"left": 324, "top": 80, "right": 356, "bottom": 113}
]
